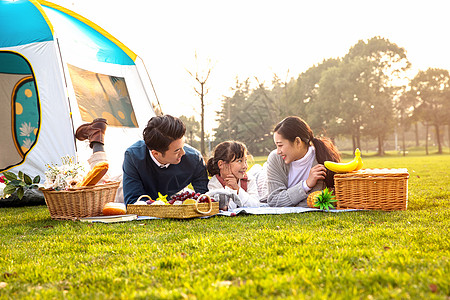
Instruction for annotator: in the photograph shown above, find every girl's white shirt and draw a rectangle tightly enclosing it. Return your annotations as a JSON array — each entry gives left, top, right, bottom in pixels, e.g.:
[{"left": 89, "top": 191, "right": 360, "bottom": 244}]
[{"left": 208, "top": 174, "right": 261, "bottom": 209}]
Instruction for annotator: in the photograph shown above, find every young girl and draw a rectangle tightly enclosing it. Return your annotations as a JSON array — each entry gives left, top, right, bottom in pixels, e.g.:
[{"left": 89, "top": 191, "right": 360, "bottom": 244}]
[
  {"left": 261, "top": 116, "right": 340, "bottom": 207},
  {"left": 206, "top": 141, "right": 261, "bottom": 210}
]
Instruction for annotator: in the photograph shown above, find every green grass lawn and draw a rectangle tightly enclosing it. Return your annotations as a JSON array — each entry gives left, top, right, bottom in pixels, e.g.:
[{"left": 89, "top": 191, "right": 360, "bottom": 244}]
[{"left": 1, "top": 154, "right": 449, "bottom": 299}]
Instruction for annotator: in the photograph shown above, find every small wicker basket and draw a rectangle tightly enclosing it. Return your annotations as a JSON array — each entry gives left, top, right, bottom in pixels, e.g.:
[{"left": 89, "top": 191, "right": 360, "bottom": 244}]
[
  {"left": 334, "top": 169, "right": 409, "bottom": 211},
  {"left": 127, "top": 195, "right": 219, "bottom": 219},
  {"left": 41, "top": 181, "right": 120, "bottom": 220}
]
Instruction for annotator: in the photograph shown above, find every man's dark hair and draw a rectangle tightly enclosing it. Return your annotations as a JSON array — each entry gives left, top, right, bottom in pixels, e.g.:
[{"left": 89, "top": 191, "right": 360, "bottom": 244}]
[{"left": 143, "top": 115, "right": 186, "bottom": 153}]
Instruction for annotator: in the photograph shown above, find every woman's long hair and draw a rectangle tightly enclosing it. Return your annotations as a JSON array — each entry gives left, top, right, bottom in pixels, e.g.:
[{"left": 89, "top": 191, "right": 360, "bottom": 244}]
[{"left": 274, "top": 116, "right": 340, "bottom": 187}]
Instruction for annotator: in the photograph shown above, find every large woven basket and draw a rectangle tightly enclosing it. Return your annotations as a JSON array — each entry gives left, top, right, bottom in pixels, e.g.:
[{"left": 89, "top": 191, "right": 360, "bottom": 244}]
[
  {"left": 127, "top": 195, "right": 219, "bottom": 219},
  {"left": 41, "top": 181, "right": 120, "bottom": 220},
  {"left": 335, "top": 169, "right": 409, "bottom": 211}
]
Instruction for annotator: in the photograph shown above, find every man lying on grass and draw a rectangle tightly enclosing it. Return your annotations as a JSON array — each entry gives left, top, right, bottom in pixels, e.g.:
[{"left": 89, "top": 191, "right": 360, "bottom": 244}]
[{"left": 122, "top": 115, "right": 209, "bottom": 204}]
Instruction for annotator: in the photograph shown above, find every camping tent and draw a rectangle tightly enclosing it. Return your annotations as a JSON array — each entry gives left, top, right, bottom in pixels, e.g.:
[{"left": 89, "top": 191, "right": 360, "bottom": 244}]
[{"left": 0, "top": 0, "right": 159, "bottom": 179}]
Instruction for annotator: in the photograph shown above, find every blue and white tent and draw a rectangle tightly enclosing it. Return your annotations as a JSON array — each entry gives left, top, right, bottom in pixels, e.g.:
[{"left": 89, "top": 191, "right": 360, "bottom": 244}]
[{"left": 0, "top": 0, "right": 159, "bottom": 178}]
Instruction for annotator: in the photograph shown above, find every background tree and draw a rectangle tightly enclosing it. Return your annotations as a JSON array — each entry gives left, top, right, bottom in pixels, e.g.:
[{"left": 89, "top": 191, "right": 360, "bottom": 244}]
[
  {"left": 213, "top": 79, "right": 275, "bottom": 155},
  {"left": 344, "top": 37, "right": 410, "bottom": 155},
  {"left": 179, "top": 115, "right": 201, "bottom": 150},
  {"left": 409, "top": 68, "right": 450, "bottom": 154},
  {"left": 187, "top": 53, "right": 213, "bottom": 156},
  {"left": 317, "top": 59, "right": 371, "bottom": 150},
  {"left": 211, "top": 36, "right": 447, "bottom": 156},
  {"left": 285, "top": 58, "right": 341, "bottom": 131},
  {"left": 395, "top": 88, "right": 415, "bottom": 156}
]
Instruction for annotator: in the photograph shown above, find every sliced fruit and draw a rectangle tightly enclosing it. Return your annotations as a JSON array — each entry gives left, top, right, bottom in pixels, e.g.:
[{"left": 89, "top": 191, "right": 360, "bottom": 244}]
[{"left": 183, "top": 198, "right": 197, "bottom": 205}]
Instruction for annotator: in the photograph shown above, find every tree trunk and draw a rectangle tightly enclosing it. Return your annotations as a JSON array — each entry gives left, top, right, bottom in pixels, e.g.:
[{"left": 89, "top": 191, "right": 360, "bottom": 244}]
[
  {"left": 352, "top": 135, "right": 356, "bottom": 152},
  {"left": 356, "top": 133, "right": 361, "bottom": 150},
  {"left": 402, "top": 127, "right": 406, "bottom": 156},
  {"left": 425, "top": 123, "right": 429, "bottom": 155},
  {"left": 200, "top": 83, "right": 205, "bottom": 156},
  {"left": 448, "top": 124, "right": 450, "bottom": 152},
  {"left": 435, "top": 124, "right": 442, "bottom": 154},
  {"left": 377, "top": 135, "right": 384, "bottom": 156},
  {"left": 414, "top": 122, "right": 419, "bottom": 146}
]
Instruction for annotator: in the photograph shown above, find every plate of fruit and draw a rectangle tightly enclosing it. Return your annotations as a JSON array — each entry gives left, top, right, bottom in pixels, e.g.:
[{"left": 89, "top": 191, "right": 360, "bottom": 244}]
[
  {"left": 127, "top": 191, "right": 219, "bottom": 219},
  {"left": 169, "top": 191, "right": 211, "bottom": 205}
]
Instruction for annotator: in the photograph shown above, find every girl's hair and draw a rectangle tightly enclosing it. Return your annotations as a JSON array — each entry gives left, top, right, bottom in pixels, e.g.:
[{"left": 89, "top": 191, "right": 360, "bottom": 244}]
[
  {"left": 206, "top": 141, "right": 247, "bottom": 177},
  {"left": 274, "top": 116, "right": 341, "bottom": 188}
]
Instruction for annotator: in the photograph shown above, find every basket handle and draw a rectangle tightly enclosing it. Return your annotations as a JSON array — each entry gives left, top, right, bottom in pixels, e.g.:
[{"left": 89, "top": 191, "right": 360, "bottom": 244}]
[
  {"left": 194, "top": 194, "right": 213, "bottom": 215},
  {"left": 137, "top": 195, "right": 152, "bottom": 202}
]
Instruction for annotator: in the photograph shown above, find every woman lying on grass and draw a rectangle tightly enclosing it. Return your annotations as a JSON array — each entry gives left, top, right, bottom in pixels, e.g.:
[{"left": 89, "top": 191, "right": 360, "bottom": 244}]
[{"left": 260, "top": 116, "right": 340, "bottom": 207}]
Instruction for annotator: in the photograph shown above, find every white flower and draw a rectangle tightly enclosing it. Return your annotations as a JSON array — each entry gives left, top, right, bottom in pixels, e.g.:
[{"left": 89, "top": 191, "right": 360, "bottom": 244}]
[
  {"left": 43, "top": 156, "right": 86, "bottom": 190},
  {"left": 0, "top": 182, "right": 11, "bottom": 199},
  {"left": 22, "top": 138, "right": 33, "bottom": 149},
  {"left": 20, "top": 122, "right": 35, "bottom": 137}
]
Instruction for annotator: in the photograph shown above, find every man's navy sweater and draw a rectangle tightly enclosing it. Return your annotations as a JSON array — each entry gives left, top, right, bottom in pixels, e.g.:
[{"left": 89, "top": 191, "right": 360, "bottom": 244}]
[{"left": 122, "top": 140, "right": 208, "bottom": 204}]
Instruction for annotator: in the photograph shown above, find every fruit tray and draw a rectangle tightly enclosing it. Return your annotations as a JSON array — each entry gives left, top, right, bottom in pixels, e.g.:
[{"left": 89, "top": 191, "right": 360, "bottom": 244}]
[
  {"left": 334, "top": 168, "right": 409, "bottom": 211},
  {"left": 127, "top": 196, "right": 219, "bottom": 219}
]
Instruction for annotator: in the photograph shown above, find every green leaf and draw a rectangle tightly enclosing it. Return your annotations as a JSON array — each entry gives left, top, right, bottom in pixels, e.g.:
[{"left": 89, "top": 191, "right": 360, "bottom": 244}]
[
  {"left": 18, "top": 171, "right": 23, "bottom": 180},
  {"left": 24, "top": 174, "right": 32, "bottom": 185},
  {"left": 3, "top": 185, "right": 17, "bottom": 195},
  {"left": 10, "top": 179, "right": 22, "bottom": 187},
  {"left": 3, "top": 171, "right": 17, "bottom": 181},
  {"left": 33, "top": 175, "right": 41, "bottom": 184},
  {"left": 17, "top": 187, "right": 24, "bottom": 200}
]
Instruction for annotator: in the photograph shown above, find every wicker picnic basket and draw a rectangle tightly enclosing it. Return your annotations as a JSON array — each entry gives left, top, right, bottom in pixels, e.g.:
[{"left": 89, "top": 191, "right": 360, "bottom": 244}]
[
  {"left": 41, "top": 181, "right": 120, "bottom": 220},
  {"left": 334, "top": 168, "right": 409, "bottom": 211},
  {"left": 127, "top": 195, "right": 219, "bottom": 219}
]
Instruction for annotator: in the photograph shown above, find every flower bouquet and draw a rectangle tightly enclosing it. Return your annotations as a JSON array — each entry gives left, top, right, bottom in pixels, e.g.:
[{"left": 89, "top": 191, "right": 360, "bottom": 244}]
[{"left": 43, "top": 155, "right": 86, "bottom": 191}]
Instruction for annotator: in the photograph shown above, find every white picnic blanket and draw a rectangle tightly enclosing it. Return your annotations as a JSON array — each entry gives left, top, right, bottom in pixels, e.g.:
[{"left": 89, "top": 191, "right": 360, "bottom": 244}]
[
  {"left": 217, "top": 205, "right": 360, "bottom": 216},
  {"left": 134, "top": 205, "right": 360, "bottom": 221}
]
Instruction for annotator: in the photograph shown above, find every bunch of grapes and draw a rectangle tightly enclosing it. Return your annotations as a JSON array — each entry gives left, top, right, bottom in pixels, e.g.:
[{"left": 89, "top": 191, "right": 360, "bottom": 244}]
[{"left": 169, "top": 191, "right": 211, "bottom": 203}]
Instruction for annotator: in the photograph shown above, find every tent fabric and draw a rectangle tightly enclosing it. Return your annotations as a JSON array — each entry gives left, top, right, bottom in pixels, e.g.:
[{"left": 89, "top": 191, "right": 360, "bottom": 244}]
[
  {"left": 0, "top": 51, "right": 35, "bottom": 74},
  {"left": 1, "top": 41, "right": 76, "bottom": 176},
  {"left": 0, "top": 0, "right": 53, "bottom": 48},
  {"left": 41, "top": 2, "right": 136, "bottom": 65},
  {"left": 0, "top": 0, "right": 157, "bottom": 178},
  {"left": 0, "top": 72, "right": 30, "bottom": 170}
]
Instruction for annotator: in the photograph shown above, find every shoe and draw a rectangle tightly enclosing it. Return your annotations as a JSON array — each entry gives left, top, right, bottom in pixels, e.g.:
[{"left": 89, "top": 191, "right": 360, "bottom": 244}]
[{"left": 75, "top": 118, "right": 108, "bottom": 148}]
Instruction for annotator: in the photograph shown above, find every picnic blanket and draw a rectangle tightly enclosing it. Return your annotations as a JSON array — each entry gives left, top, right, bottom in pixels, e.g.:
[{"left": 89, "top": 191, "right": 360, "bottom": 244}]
[
  {"left": 216, "top": 205, "right": 360, "bottom": 216},
  {"left": 134, "top": 205, "right": 360, "bottom": 221}
]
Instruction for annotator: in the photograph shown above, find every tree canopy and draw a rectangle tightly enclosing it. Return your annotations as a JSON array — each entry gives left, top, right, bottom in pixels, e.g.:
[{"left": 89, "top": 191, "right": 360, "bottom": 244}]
[{"left": 210, "top": 37, "right": 448, "bottom": 156}]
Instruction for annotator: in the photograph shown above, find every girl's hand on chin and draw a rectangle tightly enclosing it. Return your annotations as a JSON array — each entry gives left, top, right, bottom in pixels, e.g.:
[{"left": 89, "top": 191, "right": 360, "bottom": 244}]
[{"left": 225, "top": 174, "right": 239, "bottom": 191}]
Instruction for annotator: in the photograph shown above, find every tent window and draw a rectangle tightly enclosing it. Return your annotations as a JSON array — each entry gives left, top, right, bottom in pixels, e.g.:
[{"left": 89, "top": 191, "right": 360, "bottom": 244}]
[
  {"left": 68, "top": 64, "right": 138, "bottom": 127},
  {"left": 0, "top": 51, "right": 40, "bottom": 172}
]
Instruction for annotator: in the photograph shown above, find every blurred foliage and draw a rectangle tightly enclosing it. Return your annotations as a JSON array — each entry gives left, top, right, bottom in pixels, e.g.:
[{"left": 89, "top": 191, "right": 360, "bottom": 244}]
[{"left": 210, "top": 36, "right": 449, "bottom": 156}]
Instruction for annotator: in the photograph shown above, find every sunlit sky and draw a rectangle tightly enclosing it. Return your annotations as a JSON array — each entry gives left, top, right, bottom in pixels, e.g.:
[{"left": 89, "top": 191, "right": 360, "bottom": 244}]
[{"left": 53, "top": 0, "right": 450, "bottom": 133}]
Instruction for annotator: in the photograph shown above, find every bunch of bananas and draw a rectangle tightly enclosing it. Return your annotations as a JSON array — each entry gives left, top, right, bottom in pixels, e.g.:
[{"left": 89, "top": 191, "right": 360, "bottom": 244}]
[{"left": 324, "top": 148, "right": 363, "bottom": 173}]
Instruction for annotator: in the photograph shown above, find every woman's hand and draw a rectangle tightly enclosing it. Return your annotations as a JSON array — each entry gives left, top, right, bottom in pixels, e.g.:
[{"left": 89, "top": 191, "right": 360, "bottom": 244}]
[{"left": 306, "top": 164, "right": 327, "bottom": 189}]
